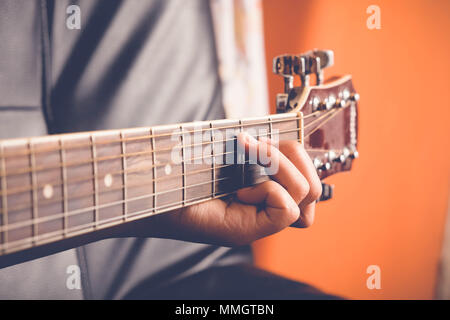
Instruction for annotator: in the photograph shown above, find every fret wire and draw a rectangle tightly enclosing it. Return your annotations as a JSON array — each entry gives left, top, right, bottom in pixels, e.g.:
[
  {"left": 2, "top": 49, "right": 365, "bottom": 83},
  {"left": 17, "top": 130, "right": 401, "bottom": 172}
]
[
  {"left": 29, "top": 141, "right": 38, "bottom": 244},
  {"left": 0, "top": 190, "right": 236, "bottom": 254},
  {"left": 0, "top": 114, "right": 314, "bottom": 160},
  {"left": 210, "top": 122, "right": 216, "bottom": 198},
  {"left": 0, "top": 112, "right": 342, "bottom": 254},
  {"left": 267, "top": 116, "right": 274, "bottom": 180},
  {"left": 120, "top": 131, "right": 128, "bottom": 222},
  {"left": 1, "top": 133, "right": 327, "bottom": 243},
  {"left": 0, "top": 175, "right": 234, "bottom": 234},
  {"left": 150, "top": 128, "right": 157, "bottom": 211},
  {"left": 1, "top": 142, "right": 327, "bottom": 226},
  {"left": 239, "top": 119, "right": 245, "bottom": 187},
  {"left": 297, "top": 111, "right": 304, "bottom": 145},
  {"left": 0, "top": 125, "right": 310, "bottom": 179},
  {"left": 0, "top": 143, "right": 8, "bottom": 252},
  {"left": 1, "top": 159, "right": 241, "bottom": 215},
  {"left": 268, "top": 116, "right": 273, "bottom": 140},
  {"left": 1, "top": 112, "right": 312, "bottom": 230},
  {"left": 90, "top": 135, "right": 99, "bottom": 229},
  {"left": 59, "top": 137, "right": 69, "bottom": 236},
  {"left": 0, "top": 127, "right": 305, "bottom": 199},
  {"left": 180, "top": 126, "right": 186, "bottom": 206}
]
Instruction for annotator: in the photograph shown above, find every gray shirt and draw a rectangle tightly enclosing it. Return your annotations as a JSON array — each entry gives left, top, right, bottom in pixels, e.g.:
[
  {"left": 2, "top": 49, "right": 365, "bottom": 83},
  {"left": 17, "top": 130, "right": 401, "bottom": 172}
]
[{"left": 0, "top": 0, "right": 251, "bottom": 299}]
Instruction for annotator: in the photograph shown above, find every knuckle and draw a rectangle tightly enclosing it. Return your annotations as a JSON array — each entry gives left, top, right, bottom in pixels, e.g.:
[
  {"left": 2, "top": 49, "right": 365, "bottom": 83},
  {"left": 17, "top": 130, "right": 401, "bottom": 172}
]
[
  {"left": 286, "top": 203, "right": 301, "bottom": 223},
  {"left": 300, "top": 204, "right": 316, "bottom": 228},
  {"left": 309, "top": 181, "right": 323, "bottom": 201},
  {"left": 293, "top": 178, "right": 309, "bottom": 203},
  {"left": 277, "top": 197, "right": 300, "bottom": 226},
  {"left": 282, "top": 140, "right": 301, "bottom": 154},
  {"left": 302, "top": 216, "right": 314, "bottom": 228},
  {"left": 265, "top": 180, "right": 281, "bottom": 193}
]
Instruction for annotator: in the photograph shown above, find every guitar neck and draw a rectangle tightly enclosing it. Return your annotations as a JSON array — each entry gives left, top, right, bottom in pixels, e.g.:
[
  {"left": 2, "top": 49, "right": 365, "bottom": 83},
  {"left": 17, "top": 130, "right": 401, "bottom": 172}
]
[{"left": 0, "top": 112, "right": 302, "bottom": 257}]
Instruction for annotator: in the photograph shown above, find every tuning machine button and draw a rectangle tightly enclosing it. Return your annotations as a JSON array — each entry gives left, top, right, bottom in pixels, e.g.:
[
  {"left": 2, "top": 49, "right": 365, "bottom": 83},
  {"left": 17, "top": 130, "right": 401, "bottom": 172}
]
[
  {"left": 326, "top": 150, "right": 348, "bottom": 164},
  {"left": 350, "top": 150, "right": 359, "bottom": 159},
  {"left": 335, "top": 98, "right": 346, "bottom": 108},
  {"left": 341, "top": 89, "right": 360, "bottom": 102},
  {"left": 273, "top": 54, "right": 295, "bottom": 93},
  {"left": 313, "top": 157, "right": 322, "bottom": 169},
  {"left": 304, "top": 49, "right": 334, "bottom": 85},
  {"left": 334, "top": 153, "right": 347, "bottom": 163},
  {"left": 311, "top": 97, "right": 321, "bottom": 112},
  {"left": 312, "top": 95, "right": 346, "bottom": 112},
  {"left": 323, "top": 96, "right": 336, "bottom": 110},
  {"left": 314, "top": 154, "right": 333, "bottom": 171},
  {"left": 273, "top": 49, "right": 335, "bottom": 90},
  {"left": 326, "top": 151, "right": 336, "bottom": 161},
  {"left": 320, "top": 162, "right": 331, "bottom": 171},
  {"left": 341, "top": 89, "right": 351, "bottom": 100},
  {"left": 318, "top": 183, "right": 334, "bottom": 202},
  {"left": 350, "top": 92, "right": 360, "bottom": 102},
  {"left": 313, "top": 157, "right": 331, "bottom": 171}
]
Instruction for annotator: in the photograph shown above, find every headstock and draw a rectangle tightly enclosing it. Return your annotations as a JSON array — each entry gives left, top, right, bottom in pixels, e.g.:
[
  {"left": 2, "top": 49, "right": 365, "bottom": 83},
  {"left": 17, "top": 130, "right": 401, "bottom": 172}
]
[{"left": 273, "top": 50, "right": 359, "bottom": 198}]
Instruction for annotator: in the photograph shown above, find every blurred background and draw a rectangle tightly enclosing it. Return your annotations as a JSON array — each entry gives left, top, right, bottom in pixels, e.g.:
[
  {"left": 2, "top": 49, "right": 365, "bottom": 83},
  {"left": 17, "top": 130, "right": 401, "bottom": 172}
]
[{"left": 251, "top": 0, "right": 450, "bottom": 299}]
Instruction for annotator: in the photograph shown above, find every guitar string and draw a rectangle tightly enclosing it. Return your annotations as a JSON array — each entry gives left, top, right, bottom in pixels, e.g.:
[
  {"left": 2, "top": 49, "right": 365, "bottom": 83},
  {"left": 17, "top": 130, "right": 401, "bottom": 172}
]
[
  {"left": 0, "top": 108, "right": 339, "bottom": 199},
  {"left": 0, "top": 190, "right": 235, "bottom": 253},
  {"left": 0, "top": 109, "right": 348, "bottom": 251},
  {"left": 0, "top": 109, "right": 336, "bottom": 179},
  {"left": 0, "top": 123, "right": 309, "bottom": 198},
  {"left": 2, "top": 160, "right": 238, "bottom": 214},
  {"left": 0, "top": 140, "right": 336, "bottom": 215},
  {"left": 0, "top": 108, "right": 343, "bottom": 234},
  {"left": 0, "top": 110, "right": 344, "bottom": 234},
  {"left": 0, "top": 112, "right": 322, "bottom": 159},
  {"left": 0, "top": 126, "right": 296, "bottom": 178},
  {"left": 0, "top": 110, "right": 341, "bottom": 219},
  {"left": 0, "top": 138, "right": 334, "bottom": 215},
  {"left": 0, "top": 175, "right": 236, "bottom": 233},
  {"left": 304, "top": 108, "right": 342, "bottom": 139}
]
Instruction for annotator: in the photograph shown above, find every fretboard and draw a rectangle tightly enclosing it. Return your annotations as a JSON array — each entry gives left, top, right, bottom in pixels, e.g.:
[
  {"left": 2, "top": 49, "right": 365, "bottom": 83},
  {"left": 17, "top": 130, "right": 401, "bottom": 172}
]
[{"left": 0, "top": 113, "right": 302, "bottom": 256}]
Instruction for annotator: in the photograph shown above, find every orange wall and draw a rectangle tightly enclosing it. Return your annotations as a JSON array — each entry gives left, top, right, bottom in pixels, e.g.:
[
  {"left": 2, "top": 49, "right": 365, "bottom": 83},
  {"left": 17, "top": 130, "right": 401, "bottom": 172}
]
[{"left": 253, "top": 0, "right": 450, "bottom": 299}]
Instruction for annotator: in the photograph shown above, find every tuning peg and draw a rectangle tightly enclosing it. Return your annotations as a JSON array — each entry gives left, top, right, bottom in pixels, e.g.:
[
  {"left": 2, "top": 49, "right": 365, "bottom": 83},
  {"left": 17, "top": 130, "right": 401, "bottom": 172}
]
[
  {"left": 350, "top": 150, "right": 359, "bottom": 159},
  {"left": 318, "top": 183, "right": 334, "bottom": 202},
  {"left": 350, "top": 92, "right": 360, "bottom": 102},
  {"left": 273, "top": 50, "right": 334, "bottom": 89},
  {"left": 303, "top": 49, "right": 334, "bottom": 85},
  {"left": 273, "top": 54, "right": 295, "bottom": 93},
  {"left": 341, "top": 89, "right": 360, "bottom": 104},
  {"left": 320, "top": 162, "right": 331, "bottom": 171},
  {"left": 313, "top": 156, "right": 332, "bottom": 171},
  {"left": 333, "top": 153, "right": 347, "bottom": 163},
  {"left": 312, "top": 95, "right": 343, "bottom": 112},
  {"left": 273, "top": 54, "right": 293, "bottom": 76},
  {"left": 335, "top": 98, "right": 346, "bottom": 109},
  {"left": 306, "top": 49, "right": 334, "bottom": 70},
  {"left": 313, "top": 157, "right": 322, "bottom": 169}
]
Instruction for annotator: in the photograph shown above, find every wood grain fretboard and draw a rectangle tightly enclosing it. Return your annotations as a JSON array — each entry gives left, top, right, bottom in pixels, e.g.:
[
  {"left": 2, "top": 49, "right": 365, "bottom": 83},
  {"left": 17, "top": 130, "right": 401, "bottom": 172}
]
[{"left": 0, "top": 113, "right": 302, "bottom": 256}]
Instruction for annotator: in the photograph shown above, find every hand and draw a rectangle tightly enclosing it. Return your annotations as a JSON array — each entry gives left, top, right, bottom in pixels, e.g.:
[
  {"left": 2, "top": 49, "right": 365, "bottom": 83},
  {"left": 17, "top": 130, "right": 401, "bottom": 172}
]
[{"left": 125, "top": 132, "right": 322, "bottom": 246}]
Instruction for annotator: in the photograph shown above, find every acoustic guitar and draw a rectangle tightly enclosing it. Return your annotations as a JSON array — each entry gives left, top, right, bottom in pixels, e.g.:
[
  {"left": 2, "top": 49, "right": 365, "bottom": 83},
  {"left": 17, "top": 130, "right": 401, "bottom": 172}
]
[{"left": 0, "top": 49, "right": 359, "bottom": 268}]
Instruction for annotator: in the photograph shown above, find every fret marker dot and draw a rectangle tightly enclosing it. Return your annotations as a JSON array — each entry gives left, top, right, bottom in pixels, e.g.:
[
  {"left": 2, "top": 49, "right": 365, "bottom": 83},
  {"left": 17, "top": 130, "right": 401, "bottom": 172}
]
[
  {"left": 43, "top": 184, "right": 53, "bottom": 199},
  {"left": 104, "top": 174, "right": 113, "bottom": 187},
  {"left": 165, "top": 164, "right": 172, "bottom": 175}
]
